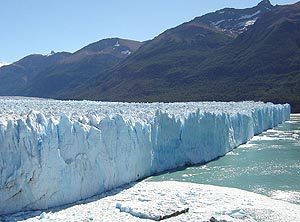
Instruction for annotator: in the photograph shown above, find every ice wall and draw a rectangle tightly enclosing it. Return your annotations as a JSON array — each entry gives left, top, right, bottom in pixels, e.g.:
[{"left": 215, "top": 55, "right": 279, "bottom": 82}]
[{"left": 0, "top": 99, "right": 290, "bottom": 215}]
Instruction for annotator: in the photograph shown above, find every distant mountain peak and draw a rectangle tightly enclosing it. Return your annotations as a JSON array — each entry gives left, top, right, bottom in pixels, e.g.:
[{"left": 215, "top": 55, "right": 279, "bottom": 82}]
[
  {"left": 44, "top": 50, "right": 56, "bottom": 57},
  {"left": 56, "top": 38, "right": 143, "bottom": 65},
  {"left": 258, "top": 0, "right": 272, "bottom": 6},
  {"left": 195, "top": 0, "right": 275, "bottom": 35},
  {"left": 257, "top": 0, "right": 273, "bottom": 10}
]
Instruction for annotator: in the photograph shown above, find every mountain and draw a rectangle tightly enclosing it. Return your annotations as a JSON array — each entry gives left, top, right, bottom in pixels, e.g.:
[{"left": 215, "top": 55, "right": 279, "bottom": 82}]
[
  {"left": 196, "top": 0, "right": 274, "bottom": 35},
  {"left": 22, "top": 38, "right": 143, "bottom": 98},
  {"left": 76, "top": 22, "right": 234, "bottom": 101},
  {"left": 190, "top": 2, "right": 300, "bottom": 111},
  {"left": 196, "top": 2, "right": 300, "bottom": 107},
  {"left": 0, "top": 52, "right": 71, "bottom": 95},
  {"left": 77, "top": 1, "right": 300, "bottom": 112},
  {"left": 0, "top": 1, "right": 299, "bottom": 112},
  {"left": 0, "top": 38, "right": 142, "bottom": 98}
]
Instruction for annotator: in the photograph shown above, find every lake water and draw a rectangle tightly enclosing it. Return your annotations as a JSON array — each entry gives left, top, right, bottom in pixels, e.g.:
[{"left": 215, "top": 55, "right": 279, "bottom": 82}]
[{"left": 147, "top": 114, "right": 300, "bottom": 205}]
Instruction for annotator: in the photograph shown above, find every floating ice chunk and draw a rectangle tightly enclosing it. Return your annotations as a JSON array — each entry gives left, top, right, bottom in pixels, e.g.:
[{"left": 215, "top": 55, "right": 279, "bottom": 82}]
[
  {"left": 39, "top": 212, "right": 49, "bottom": 219},
  {"left": 116, "top": 202, "right": 160, "bottom": 220}
]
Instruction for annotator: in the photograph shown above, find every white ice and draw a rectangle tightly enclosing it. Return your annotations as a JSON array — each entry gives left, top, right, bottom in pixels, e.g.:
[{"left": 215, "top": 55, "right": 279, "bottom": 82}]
[
  {"left": 238, "top": 10, "right": 261, "bottom": 20},
  {"left": 3, "top": 181, "right": 300, "bottom": 222},
  {"left": 0, "top": 98, "right": 290, "bottom": 215},
  {"left": 121, "top": 50, "right": 131, "bottom": 55},
  {"left": 211, "top": 19, "right": 226, "bottom": 26},
  {"left": 244, "top": 19, "right": 257, "bottom": 27}
]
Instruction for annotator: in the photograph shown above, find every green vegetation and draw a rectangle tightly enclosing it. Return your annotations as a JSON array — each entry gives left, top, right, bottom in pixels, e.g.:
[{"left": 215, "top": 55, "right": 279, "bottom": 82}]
[{"left": 79, "top": 3, "right": 300, "bottom": 113}]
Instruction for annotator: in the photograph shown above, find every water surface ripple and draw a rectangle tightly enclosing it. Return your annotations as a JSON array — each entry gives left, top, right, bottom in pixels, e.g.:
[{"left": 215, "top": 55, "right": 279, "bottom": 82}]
[{"left": 148, "top": 114, "right": 300, "bottom": 204}]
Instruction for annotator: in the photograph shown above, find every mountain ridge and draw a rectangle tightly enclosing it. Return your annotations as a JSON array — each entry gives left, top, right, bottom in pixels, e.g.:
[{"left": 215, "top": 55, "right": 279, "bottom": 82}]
[
  {"left": 0, "top": 1, "right": 299, "bottom": 112},
  {"left": 194, "top": 0, "right": 274, "bottom": 35},
  {"left": 0, "top": 38, "right": 143, "bottom": 98},
  {"left": 77, "top": 1, "right": 300, "bottom": 112}
]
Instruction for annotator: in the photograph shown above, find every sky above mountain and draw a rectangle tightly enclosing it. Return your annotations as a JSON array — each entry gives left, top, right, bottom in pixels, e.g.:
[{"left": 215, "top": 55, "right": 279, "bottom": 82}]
[{"left": 1, "top": 0, "right": 298, "bottom": 63}]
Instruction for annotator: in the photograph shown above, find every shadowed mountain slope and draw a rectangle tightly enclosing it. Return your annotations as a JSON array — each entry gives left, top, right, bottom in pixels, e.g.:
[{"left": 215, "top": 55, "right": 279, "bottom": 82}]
[{"left": 78, "top": 2, "right": 300, "bottom": 112}]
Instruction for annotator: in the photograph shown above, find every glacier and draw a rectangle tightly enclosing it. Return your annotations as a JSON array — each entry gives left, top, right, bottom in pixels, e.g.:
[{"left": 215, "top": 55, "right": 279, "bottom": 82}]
[{"left": 0, "top": 98, "right": 290, "bottom": 215}]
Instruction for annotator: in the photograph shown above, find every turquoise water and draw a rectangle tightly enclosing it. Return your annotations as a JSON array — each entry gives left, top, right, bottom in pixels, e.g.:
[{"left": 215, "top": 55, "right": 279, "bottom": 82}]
[{"left": 147, "top": 114, "right": 300, "bottom": 204}]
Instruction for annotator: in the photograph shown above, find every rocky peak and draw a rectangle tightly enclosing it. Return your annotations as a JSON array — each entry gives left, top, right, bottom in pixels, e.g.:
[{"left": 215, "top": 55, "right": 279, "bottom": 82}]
[
  {"left": 257, "top": 0, "right": 273, "bottom": 10},
  {"left": 194, "top": 0, "right": 275, "bottom": 35},
  {"left": 257, "top": 0, "right": 272, "bottom": 6}
]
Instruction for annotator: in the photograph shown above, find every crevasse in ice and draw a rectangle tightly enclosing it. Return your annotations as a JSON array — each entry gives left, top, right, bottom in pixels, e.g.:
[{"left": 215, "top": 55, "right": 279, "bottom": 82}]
[{"left": 0, "top": 98, "right": 290, "bottom": 215}]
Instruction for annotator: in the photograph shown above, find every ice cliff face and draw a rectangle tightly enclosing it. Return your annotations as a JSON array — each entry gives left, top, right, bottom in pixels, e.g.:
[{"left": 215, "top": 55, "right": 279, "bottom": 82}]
[{"left": 0, "top": 98, "right": 290, "bottom": 215}]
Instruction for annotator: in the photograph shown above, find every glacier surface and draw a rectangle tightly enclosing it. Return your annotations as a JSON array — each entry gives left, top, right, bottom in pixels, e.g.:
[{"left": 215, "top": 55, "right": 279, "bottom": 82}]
[{"left": 0, "top": 98, "right": 290, "bottom": 215}]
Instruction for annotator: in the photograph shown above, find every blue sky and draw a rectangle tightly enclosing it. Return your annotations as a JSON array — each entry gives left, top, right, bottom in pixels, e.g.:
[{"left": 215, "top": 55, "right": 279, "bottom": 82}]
[{"left": 0, "top": 0, "right": 298, "bottom": 63}]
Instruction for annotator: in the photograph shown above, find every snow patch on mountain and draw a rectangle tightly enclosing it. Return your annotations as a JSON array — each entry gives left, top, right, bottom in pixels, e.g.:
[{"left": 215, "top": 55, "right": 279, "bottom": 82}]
[
  {"left": 238, "top": 10, "right": 261, "bottom": 20},
  {"left": 121, "top": 50, "right": 131, "bottom": 55},
  {"left": 0, "top": 62, "right": 10, "bottom": 68},
  {"left": 41, "top": 51, "right": 56, "bottom": 57},
  {"left": 245, "top": 19, "right": 257, "bottom": 27},
  {"left": 211, "top": 19, "right": 225, "bottom": 26}
]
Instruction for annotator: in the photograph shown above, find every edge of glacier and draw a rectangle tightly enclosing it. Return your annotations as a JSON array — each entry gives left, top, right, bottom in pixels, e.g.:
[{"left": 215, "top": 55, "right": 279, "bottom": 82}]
[{"left": 0, "top": 99, "right": 290, "bottom": 215}]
